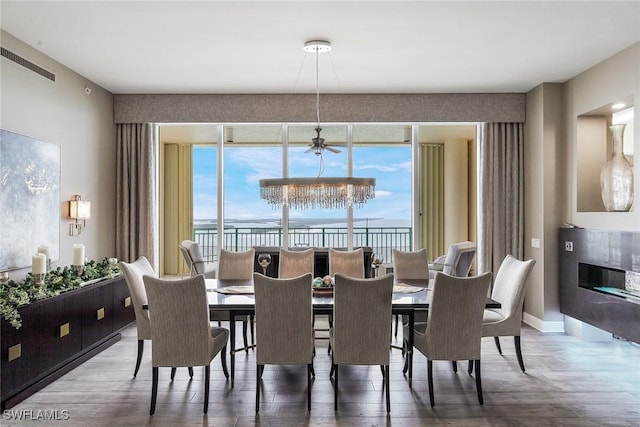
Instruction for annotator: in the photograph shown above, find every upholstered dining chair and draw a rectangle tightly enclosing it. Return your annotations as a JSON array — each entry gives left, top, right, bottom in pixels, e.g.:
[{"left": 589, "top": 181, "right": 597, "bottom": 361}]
[
  {"left": 143, "top": 275, "right": 229, "bottom": 415},
  {"left": 180, "top": 239, "right": 216, "bottom": 279},
  {"left": 330, "top": 273, "right": 394, "bottom": 412},
  {"left": 404, "top": 272, "right": 491, "bottom": 406},
  {"left": 469, "top": 254, "right": 536, "bottom": 374},
  {"left": 119, "top": 256, "right": 156, "bottom": 377},
  {"left": 278, "top": 248, "right": 314, "bottom": 278},
  {"left": 428, "top": 241, "right": 477, "bottom": 279},
  {"left": 328, "top": 248, "right": 365, "bottom": 279},
  {"left": 218, "top": 248, "right": 256, "bottom": 351},
  {"left": 253, "top": 272, "right": 314, "bottom": 413},
  {"left": 391, "top": 248, "right": 430, "bottom": 337}
]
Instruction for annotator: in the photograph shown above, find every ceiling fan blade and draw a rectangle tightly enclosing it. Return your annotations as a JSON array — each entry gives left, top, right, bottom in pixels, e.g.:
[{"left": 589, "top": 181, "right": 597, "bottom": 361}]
[
  {"left": 325, "top": 146, "right": 342, "bottom": 153},
  {"left": 304, "top": 147, "right": 313, "bottom": 153}
]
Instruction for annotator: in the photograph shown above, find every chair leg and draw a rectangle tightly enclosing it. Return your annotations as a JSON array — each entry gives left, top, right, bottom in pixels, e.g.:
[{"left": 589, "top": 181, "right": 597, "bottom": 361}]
[
  {"left": 333, "top": 364, "right": 339, "bottom": 411},
  {"left": 204, "top": 365, "right": 210, "bottom": 413},
  {"left": 451, "top": 361, "right": 457, "bottom": 373},
  {"left": 170, "top": 367, "right": 177, "bottom": 380},
  {"left": 150, "top": 366, "right": 158, "bottom": 415},
  {"left": 188, "top": 367, "right": 194, "bottom": 378},
  {"left": 380, "top": 365, "right": 385, "bottom": 377},
  {"left": 427, "top": 360, "right": 434, "bottom": 407},
  {"left": 385, "top": 365, "right": 390, "bottom": 413},
  {"left": 256, "top": 364, "right": 261, "bottom": 413},
  {"left": 402, "top": 338, "right": 409, "bottom": 374},
  {"left": 514, "top": 336, "right": 525, "bottom": 372},
  {"left": 310, "top": 362, "right": 315, "bottom": 378},
  {"left": 134, "top": 340, "right": 144, "bottom": 377},
  {"left": 474, "top": 359, "right": 484, "bottom": 405},
  {"left": 494, "top": 336, "right": 502, "bottom": 354},
  {"left": 242, "top": 320, "right": 249, "bottom": 354},
  {"left": 468, "top": 360, "right": 473, "bottom": 375},
  {"left": 221, "top": 346, "right": 229, "bottom": 379},
  {"left": 394, "top": 314, "right": 399, "bottom": 337},
  {"left": 250, "top": 314, "right": 255, "bottom": 346},
  {"left": 307, "top": 364, "right": 312, "bottom": 411}
]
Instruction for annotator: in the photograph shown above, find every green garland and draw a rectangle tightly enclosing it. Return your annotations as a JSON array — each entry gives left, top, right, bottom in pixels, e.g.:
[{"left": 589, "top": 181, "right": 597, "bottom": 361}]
[{"left": 0, "top": 258, "right": 121, "bottom": 329}]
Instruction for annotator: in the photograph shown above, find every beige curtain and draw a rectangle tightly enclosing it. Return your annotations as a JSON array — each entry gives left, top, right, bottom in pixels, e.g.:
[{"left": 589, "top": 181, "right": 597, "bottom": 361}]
[
  {"left": 162, "top": 143, "right": 193, "bottom": 275},
  {"left": 116, "top": 123, "right": 157, "bottom": 266},
  {"left": 478, "top": 122, "right": 524, "bottom": 274},
  {"left": 420, "top": 143, "right": 445, "bottom": 261}
]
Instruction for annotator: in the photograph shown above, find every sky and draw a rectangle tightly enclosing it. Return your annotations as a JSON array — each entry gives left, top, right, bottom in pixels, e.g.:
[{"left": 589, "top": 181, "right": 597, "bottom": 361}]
[{"left": 192, "top": 144, "right": 412, "bottom": 225}]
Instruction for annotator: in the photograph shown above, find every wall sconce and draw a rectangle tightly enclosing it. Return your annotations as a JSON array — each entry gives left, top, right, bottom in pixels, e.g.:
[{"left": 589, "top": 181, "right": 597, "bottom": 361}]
[{"left": 69, "top": 195, "right": 91, "bottom": 236}]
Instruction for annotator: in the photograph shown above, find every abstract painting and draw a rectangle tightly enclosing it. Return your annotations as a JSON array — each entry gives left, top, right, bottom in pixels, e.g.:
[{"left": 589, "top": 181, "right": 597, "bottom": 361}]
[{"left": 0, "top": 129, "right": 60, "bottom": 270}]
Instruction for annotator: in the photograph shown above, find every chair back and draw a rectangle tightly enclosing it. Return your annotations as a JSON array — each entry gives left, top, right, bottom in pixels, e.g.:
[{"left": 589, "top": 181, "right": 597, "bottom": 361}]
[
  {"left": 278, "top": 248, "right": 314, "bottom": 278},
  {"left": 217, "top": 248, "right": 255, "bottom": 280},
  {"left": 491, "top": 255, "right": 536, "bottom": 321},
  {"left": 332, "top": 273, "right": 394, "bottom": 365},
  {"left": 254, "top": 273, "right": 314, "bottom": 365},
  {"left": 424, "top": 272, "right": 492, "bottom": 361},
  {"left": 143, "top": 275, "right": 213, "bottom": 367},
  {"left": 181, "top": 239, "right": 207, "bottom": 275},
  {"left": 119, "top": 257, "right": 156, "bottom": 340},
  {"left": 329, "top": 248, "right": 364, "bottom": 278},
  {"left": 443, "top": 241, "right": 477, "bottom": 276},
  {"left": 392, "top": 248, "right": 429, "bottom": 281}
]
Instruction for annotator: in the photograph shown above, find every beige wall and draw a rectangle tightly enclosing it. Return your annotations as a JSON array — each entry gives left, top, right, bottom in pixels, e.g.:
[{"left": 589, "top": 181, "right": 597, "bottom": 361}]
[
  {"left": 524, "top": 43, "right": 639, "bottom": 331},
  {"left": 523, "top": 83, "right": 564, "bottom": 329},
  {"left": 0, "top": 30, "right": 116, "bottom": 280},
  {"left": 565, "top": 43, "right": 639, "bottom": 230}
]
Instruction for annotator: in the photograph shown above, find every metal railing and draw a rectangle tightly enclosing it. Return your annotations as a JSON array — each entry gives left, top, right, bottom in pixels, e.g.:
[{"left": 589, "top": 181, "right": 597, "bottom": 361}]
[{"left": 193, "top": 226, "right": 412, "bottom": 264}]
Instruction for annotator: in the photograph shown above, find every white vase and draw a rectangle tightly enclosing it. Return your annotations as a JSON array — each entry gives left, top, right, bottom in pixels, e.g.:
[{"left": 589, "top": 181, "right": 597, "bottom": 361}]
[{"left": 600, "top": 124, "right": 633, "bottom": 212}]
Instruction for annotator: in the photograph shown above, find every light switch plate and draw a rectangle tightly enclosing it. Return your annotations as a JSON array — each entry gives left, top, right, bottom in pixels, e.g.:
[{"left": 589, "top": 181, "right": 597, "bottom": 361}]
[{"left": 531, "top": 238, "right": 541, "bottom": 248}]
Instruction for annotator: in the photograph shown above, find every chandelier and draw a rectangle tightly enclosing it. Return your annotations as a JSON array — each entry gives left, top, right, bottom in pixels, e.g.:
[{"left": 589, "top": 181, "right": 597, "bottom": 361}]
[{"left": 259, "top": 40, "right": 376, "bottom": 209}]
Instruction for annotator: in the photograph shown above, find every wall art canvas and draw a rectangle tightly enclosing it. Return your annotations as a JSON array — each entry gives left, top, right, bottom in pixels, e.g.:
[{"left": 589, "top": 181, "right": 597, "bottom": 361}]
[{"left": 0, "top": 129, "right": 60, "bottom": 270}]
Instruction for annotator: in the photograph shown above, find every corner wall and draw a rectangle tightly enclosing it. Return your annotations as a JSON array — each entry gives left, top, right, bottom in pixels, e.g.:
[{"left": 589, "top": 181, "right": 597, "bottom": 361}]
[{"left": 0, "top": 30, "right": 116, "bottom": 278}]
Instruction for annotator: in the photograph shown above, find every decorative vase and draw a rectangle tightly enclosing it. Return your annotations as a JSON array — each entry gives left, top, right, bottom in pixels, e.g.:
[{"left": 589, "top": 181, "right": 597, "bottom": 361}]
[{"left": 600, "top": 124, "right": 634, "bottom": 212}]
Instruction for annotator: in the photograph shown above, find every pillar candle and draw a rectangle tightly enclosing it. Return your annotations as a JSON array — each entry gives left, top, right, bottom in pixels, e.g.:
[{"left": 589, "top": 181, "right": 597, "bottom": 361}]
[
  {"left": 73, "top": 244, "right": 85, "bottom": 266},
  {"left": 37, "top": 245, "right": 50, "bottom": 260},
  {"left": 32, "top": 253, "right": 46, "bottom": 275}
]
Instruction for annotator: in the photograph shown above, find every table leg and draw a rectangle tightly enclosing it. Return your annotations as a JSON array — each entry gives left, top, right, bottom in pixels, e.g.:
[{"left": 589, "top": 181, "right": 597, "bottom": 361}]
[
  {"left": 229, "top": 313, "right": 236, "bottom": 383},
  {"left": 408, "top": 310, "right": 414, "bottom": 387}
]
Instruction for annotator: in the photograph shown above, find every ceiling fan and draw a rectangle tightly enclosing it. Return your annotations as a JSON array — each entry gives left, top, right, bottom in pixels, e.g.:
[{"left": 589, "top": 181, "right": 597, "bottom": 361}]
[{"left": 305, "top": 127, "right": 342, "bottom": 155}]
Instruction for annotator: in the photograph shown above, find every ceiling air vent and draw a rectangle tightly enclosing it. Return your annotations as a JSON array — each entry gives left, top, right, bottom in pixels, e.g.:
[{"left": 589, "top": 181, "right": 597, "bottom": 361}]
[{"left": 1, "top": 47, "right": 55, "bottom": 82}]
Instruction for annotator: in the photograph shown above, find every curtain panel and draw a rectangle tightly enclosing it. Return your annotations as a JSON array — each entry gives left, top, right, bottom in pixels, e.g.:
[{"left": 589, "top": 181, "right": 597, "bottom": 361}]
[
  {"left": 116, "top": 123, "right": 157, "bottom": 267},
  {"left": 478, "top": 122, "right": 524, "bottom": 274}
]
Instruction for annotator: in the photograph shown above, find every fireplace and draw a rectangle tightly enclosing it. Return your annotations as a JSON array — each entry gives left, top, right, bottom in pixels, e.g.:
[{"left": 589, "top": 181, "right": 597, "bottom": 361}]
[{"left": 578, "top": 263, "right": 640, "bottom": 303}]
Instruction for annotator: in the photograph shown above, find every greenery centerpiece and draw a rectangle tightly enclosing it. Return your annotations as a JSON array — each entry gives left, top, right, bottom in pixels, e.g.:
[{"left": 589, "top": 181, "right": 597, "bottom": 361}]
[{"left": 0, "top": 258, "right": 121, "bottom": 329}]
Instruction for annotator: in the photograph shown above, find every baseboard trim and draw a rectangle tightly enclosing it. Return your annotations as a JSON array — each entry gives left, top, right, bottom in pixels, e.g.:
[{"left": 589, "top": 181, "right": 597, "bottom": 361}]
[{"left": 523, "top": 312, "right": 565, "bottom": 333}]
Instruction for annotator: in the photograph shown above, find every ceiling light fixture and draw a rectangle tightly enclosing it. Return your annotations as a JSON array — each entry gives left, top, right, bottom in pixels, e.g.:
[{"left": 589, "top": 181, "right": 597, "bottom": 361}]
[{"left": 259, "top": 40, "right": 376, "bottom": 210}]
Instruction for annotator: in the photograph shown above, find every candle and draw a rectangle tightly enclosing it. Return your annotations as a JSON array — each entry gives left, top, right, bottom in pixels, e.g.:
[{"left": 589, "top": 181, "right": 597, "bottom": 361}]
[
  {"left": 37, "top": 245, "right": 51, "bottom": 260},
  {"left": 32, "top": 253, "right": 46, "bottom": 275},
  {"left": 73, "top": 244, "right": 85, "bottom": 266}
]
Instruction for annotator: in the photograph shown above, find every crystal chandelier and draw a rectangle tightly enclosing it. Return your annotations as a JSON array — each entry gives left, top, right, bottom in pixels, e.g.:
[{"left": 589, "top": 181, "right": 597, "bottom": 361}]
[{"left": 259, "top": 40, "right": 376, "bottom": 209}]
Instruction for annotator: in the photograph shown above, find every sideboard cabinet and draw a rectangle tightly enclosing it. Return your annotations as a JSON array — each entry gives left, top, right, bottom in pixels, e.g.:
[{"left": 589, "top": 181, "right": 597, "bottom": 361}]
[{"left": 1, "top": 276, "right": 134, "bottom": 409}]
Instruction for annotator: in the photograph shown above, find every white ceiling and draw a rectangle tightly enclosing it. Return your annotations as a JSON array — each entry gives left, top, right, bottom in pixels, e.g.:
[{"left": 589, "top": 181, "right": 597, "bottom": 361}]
[{"left": 1, "top": 1, "right": 639, "bottom": 95}]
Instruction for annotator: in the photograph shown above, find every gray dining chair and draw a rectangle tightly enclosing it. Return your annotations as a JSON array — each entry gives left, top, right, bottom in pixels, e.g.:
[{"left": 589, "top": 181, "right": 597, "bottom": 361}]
[
  {"left": 470, "top": 254, "right": 536, "bottom": 374},
  {"left": 143, "top": 275, "right": 229, "bottom": 415},
  {"left": 254, "top": 272, "right": 314, "bottom": 412},
  {"left": 391, "top": 248, "right": 430, "bottom": 337},
  {"left": 404, "top": 272, "right": 491, "bottom": 406},
  {"left": 119, "top": 256, "right": 156, "bottom": 377},
  {"left": 278, "top": 248, "right": 314, "bottom": 278},
  {"left": 330, "top": 273, "right": 394, "bottom": 412},
  {"left": 328, "top": 248, "right": 365, "bottom": 278},
  {"left": 180, "top": 239, "right": 216, "bottom": 279},
  {"left": 218, "top": 248, "right": 256, "bottom": 352},
  {"left": 428, "top": 241, "right": 476, "bottom": 279}
]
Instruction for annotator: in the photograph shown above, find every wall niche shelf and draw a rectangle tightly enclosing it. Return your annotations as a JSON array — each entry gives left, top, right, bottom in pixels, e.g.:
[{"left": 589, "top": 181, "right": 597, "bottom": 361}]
[{"left": 576, "top": 95, "right": 634, "bottom": 213}]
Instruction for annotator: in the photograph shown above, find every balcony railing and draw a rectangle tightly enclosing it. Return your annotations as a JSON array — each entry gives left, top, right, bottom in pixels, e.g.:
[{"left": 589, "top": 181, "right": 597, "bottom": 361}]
[{"left": 193, "top": 226, "right": 412, "bottom": 265}]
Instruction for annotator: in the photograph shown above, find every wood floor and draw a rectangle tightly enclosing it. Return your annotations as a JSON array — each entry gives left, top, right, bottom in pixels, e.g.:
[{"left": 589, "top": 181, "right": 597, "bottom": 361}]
[{"left": 4, "top": 322, "right": 640, "bottom": 426}]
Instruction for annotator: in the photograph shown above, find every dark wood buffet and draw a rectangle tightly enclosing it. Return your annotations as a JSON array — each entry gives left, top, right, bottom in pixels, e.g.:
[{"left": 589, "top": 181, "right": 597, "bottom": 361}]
[{"left": 1, "top": 276, "right": 134, "bottom": 410}]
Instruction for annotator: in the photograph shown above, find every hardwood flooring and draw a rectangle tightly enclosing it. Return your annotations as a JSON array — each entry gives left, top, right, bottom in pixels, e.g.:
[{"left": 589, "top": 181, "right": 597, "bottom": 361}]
[{"left": 3, "top": 323, "right": 640, "bottom": 426}]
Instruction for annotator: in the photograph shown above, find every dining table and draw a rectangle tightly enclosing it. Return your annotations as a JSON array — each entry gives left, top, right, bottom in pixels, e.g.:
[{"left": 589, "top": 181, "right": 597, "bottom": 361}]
[{"left": 205, "top": 278, "right": 501, "bottom": 386}]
